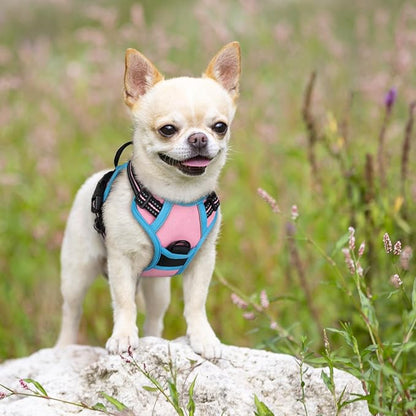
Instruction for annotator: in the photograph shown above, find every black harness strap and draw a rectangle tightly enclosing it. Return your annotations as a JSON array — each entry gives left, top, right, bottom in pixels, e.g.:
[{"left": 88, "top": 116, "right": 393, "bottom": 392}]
[
  {"left": 91, "top": 170, "right": 116, "bottom": 236},
  {"left": 127, "top": 161, "right": 163, "bottom": 217},
  {"left": 204, "top": 192, "right": 220, "bottom": 217},
  {"left": 114, "top": 141, "right": 133, "bottom": 167},
  {"left": 91, "top": 141, "right": 133, "bottom": 237}
]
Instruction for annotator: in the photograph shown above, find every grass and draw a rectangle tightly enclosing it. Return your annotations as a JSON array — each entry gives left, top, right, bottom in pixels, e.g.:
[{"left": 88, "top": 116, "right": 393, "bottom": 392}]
[{"left": 1, "top": 0, "right": 416, "bottom": 414}]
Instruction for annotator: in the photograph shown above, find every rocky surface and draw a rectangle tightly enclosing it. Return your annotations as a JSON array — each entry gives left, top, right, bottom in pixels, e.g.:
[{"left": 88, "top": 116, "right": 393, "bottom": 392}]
[{"left": 0, "top": 337, "right": 370, "bottom": 416}]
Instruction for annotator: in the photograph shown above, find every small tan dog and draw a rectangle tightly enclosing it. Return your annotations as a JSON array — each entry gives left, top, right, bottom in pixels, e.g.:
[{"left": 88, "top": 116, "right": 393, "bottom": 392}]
[{"left": 56, "top": 42, "right": 241, "bottom": 358}]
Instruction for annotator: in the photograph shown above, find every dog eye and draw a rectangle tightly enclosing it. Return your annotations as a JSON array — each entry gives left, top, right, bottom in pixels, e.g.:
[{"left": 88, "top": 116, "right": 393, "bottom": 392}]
[
  {"left": 212, "top": 122, "right": 228, "bottom": 135},
  {"left": 158, "top": 124, "right": 177, "bottom": 138}
]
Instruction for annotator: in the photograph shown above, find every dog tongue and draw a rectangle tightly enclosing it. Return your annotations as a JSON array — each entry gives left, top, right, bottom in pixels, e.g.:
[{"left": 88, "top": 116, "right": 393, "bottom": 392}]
[{"left": 181, "top": 157, "right": 211, "bottom": 167}]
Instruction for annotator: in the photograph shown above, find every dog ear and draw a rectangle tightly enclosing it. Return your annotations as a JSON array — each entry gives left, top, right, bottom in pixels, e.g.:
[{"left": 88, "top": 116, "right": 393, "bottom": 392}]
[
  {"left": 124, "top": 48, "right": 164, "bottom": 108},
  {"left": 204, "top": 41, "right": 241, "bottom": 100}
]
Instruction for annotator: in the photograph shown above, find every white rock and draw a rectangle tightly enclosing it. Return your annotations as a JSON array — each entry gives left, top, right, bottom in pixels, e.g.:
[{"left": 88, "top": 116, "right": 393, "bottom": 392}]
[{"left": 0, "top": 337, "right": 370, "bottom": 416}]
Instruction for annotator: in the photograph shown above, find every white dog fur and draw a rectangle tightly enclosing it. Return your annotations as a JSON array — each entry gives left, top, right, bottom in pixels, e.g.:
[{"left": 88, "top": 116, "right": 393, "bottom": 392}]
[{"left": 56, "top": 42, "right": 241, "bottom": 359}]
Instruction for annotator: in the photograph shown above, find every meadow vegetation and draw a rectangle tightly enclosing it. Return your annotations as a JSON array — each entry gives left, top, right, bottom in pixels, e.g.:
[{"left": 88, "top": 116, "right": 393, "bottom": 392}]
[{"left": 1, "top": 0, "right": 415, "bottom": 414}]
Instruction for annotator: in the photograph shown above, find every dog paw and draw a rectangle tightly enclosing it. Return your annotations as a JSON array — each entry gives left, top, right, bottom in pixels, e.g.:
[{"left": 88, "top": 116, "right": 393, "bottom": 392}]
[
  {"left": 190, "top": 334, "right": 222, "bottom": 359},
  {"left": 106, "top": 332, "right": 140, "bottom": 355}
]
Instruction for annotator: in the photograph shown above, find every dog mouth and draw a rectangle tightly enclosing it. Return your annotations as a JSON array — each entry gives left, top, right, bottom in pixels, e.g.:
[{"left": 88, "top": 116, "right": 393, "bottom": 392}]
[{"left": 159, "top": 154, "right": 213, "bottom": 176}]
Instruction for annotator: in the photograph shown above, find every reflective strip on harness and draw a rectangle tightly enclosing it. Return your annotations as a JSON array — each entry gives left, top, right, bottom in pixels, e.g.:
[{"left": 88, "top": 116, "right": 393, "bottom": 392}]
[{"left": 102, "top": 163, "right": 219, "bottom": 277}]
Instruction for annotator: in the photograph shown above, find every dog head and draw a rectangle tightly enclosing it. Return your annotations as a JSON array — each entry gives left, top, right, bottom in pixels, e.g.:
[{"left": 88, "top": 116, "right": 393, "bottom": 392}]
[{"left": 123, "top": 42, "right": 241, "bottom": 202}]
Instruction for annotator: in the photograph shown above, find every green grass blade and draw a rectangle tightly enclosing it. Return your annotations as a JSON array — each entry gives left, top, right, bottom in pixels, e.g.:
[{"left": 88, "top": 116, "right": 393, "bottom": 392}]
[
  {"left": 23, "top": 378, "right": 48, "bottom": 396},
  {"left": 254, "top": 394, "right": 274, "bottom": 416},
  {"left": 100, "top": 392, "right": 127, "bottom": 411}
]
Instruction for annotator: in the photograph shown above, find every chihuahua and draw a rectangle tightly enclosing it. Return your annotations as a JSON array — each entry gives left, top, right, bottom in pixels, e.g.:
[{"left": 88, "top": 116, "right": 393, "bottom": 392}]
[{"left": 56, "top": 42, "right": 241, "bottom": 358}]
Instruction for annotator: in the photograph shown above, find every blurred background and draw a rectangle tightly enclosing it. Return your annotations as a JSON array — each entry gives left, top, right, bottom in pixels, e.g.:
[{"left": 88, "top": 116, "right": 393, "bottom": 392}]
[{"left": 1, "top": 0, "right": 415, "bottom": 360}]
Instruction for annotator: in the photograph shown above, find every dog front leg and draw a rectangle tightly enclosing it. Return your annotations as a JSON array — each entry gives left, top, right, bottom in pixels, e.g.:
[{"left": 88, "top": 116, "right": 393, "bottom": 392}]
[
  {"left": 141, "top": 276, "right": 171, "bottom": 338},
  {"left": 182, "top": 247, "right": 221, "bottom": 359},
  {"left": 105, "top": 250, "right": 141, "bottom": 354}
]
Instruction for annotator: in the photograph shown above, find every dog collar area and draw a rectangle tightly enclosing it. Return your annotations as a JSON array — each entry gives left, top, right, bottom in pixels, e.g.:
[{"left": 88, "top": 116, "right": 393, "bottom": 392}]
[
  {"left": 91, "top": 142, "right": 220, "bottom": 278},
  {"left": 126, "top": 161, "right": 219, "bottom": 217}
]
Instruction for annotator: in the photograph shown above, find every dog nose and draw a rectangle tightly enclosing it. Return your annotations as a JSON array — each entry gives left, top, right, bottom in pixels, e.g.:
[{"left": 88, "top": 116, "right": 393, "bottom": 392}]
[{"left": 188, "top": 132, "right": 208, "bottom": 149}]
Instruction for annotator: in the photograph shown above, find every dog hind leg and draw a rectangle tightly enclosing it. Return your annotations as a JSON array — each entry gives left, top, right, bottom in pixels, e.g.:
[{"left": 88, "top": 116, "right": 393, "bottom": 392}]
[
  {"left": 56, "top": 258, "right": 101, "bottom": 346},
  {"left": 56, "top": 171, "right": 108, "bottom": 347}
]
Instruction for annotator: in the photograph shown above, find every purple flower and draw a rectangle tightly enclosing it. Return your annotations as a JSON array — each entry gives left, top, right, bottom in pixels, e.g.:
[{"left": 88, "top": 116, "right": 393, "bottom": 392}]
[{"left": 384, "top": 88, "right": 397, "bottom": 111}]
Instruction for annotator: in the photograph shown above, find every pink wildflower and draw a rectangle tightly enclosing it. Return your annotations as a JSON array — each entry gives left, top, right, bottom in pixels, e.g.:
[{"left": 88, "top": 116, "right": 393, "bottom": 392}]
[
  {"left": 257, "top": 188, "right": 280, "bottom": 213},
  {"left": 242, "top": 312, "right": 256, "bottom": 320},
  {"left": 390, "top": 274, "right": 403, "bottom": 289},
  {"left": 358, "top": 241, "right": 365, "bottom": 257},
  {"left": 356, "top": 261, "right": 363, "bottom": 278},
  {"left": 400, "top": 246, "right": 412, "bottom": 270},
  {"left": 120, "top": 353, "right": 131, "bottom": 364},
  {"left": 270, "top": 321, "right": 278, "bottom": 330},
  {"left": 291, "top": 205, "right": 299, "bottom": 221},
  {"left": 0, "top": 392, "right": 7, "bottom": 400},
  {"left": 342, "top": 248, "right": 355, "bottom": 274},
  {"left": 393, "top": 241, "right": 402, "bottom": 256},
  {"left": 231, "top": 293, "right": 248, "bottom": 309},
  {"left": 383, "top": 233, "right": 392, "bottom": 253},
  {"left": 260, "top": 290, "right": 270, "bottom": 309},
  {"left": 348, "top": 227, "right": 355, "bottom": 251},
  {"left": 19, "top": 379, "right": 29, "bottom": 390}
]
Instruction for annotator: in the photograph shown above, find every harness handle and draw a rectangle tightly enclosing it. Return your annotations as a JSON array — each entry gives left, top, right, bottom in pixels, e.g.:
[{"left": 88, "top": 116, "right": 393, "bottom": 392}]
[
  {"left": 91, "top": 141, "right": 133, "bottom": 237},
  {"left": 114, "top": 141, "right": 133, "bottom": 167}
]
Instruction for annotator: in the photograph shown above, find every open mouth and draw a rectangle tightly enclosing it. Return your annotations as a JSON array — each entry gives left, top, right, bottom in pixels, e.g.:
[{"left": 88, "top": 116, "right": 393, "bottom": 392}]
[{"left": 159, "top": 154, "right": 213, "bottom": 176}]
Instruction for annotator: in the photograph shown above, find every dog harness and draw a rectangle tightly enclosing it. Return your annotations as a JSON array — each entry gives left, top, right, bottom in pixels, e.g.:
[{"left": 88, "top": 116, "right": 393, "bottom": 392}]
[{"left": 91, "top": 142, "right": 220, "bottom": 277}]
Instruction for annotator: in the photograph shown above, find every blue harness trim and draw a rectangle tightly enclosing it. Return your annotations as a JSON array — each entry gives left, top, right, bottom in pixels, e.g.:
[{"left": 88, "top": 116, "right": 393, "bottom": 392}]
[{"left": 102, "top": 163, "right": 219, "bottom": 277}]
